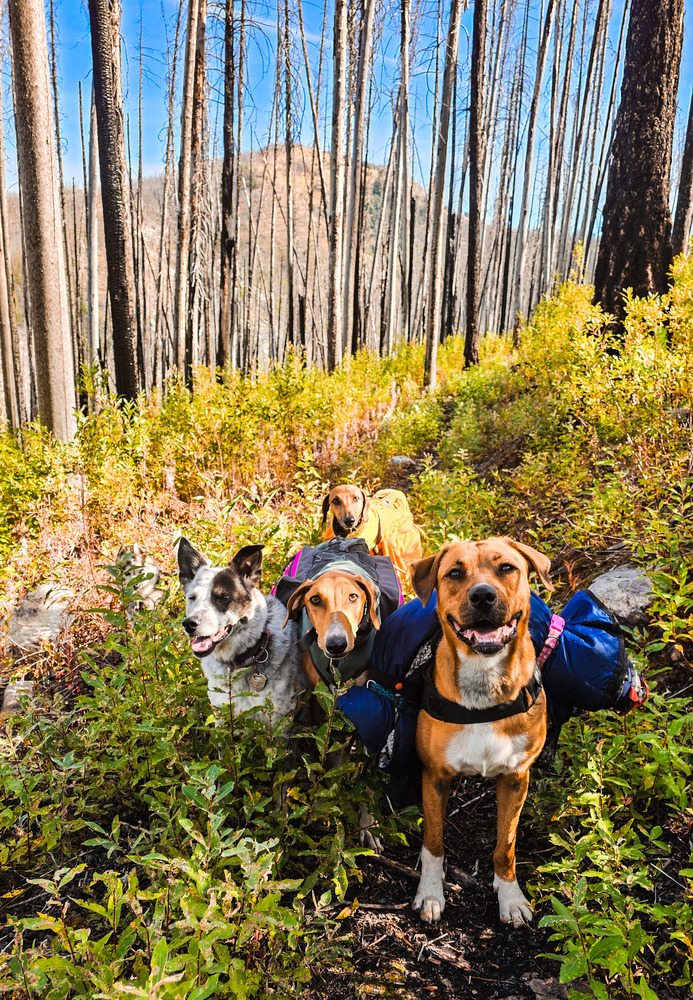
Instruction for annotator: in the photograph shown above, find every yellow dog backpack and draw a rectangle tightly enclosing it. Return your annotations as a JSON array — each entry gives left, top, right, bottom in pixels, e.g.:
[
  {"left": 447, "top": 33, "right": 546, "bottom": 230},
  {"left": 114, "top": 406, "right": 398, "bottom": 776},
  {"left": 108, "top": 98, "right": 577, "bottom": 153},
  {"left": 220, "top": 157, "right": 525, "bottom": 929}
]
[{"left": 324, "top": 488, "right": 422, "bottom": 590}]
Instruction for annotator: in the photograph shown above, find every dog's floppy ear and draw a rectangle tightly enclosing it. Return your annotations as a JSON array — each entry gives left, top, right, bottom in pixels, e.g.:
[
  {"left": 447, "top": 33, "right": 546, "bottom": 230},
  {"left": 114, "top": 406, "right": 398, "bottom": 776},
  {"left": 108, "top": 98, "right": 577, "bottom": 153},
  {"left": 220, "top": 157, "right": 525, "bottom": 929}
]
[
  {"left": 410, "top": 547, "right": 448, "bottom": 607},
  {"left": 177, "top": 537, "right": 208, "bottom": 591},
  {"left": 321, "top": 491, "right": 332, "bottom": 523},
  {"left": 282, "top": 580, "right": 314, "bottom": 627},
  {"left": 504, "top": 538, "right": 553, "bottom": 592},
  {"left": 231, "top": 544, "right": 264, "bottom": 589},
  {"left": 354, "top": 574, "right": 380, "bottom": 629},
  {"left": 360, "top": 489, "right": 371, "bottom": 524}
]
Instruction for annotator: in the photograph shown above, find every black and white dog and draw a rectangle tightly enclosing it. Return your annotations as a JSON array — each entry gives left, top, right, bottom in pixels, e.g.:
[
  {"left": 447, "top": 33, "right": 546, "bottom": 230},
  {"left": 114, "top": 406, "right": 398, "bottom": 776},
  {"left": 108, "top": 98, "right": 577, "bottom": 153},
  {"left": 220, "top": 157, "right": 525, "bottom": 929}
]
[{"left": 177, "top": 537, "right": 305, "bottom": 721}]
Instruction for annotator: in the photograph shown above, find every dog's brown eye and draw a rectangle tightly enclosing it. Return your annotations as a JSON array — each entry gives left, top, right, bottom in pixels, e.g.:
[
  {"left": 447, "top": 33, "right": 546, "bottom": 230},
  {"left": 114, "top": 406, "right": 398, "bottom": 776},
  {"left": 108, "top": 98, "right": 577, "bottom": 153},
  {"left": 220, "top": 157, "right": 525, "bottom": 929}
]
[
  {"left": 309, "top": 595, "right": 322, "bottom": 606},
  {"left": 447, "top": 567, "right": 464, "bottom": 580},
  {"left": 348, "top": 593, "right": 359, "bottom": 602},
  {"left": 499, "top": 563, "right": 516, "bottom": 574},
  {"left": 332, "top": 498, "right": 340, "bottom": 505}
]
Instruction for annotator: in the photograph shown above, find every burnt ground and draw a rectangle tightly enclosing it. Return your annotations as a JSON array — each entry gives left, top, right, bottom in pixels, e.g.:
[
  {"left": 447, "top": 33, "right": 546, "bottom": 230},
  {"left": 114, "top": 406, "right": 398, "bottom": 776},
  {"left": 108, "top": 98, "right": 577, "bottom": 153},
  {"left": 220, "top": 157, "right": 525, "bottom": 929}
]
[{"left": 307, "top": 774, "right": 562, "bottom": 1000}]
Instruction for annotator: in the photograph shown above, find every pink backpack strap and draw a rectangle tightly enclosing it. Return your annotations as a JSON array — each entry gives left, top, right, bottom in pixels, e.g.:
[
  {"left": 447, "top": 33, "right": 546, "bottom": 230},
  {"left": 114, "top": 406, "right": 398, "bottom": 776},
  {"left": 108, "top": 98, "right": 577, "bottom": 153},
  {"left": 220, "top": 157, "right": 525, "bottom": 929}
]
[
  {"left": 270, "top": 548, "right": 303, "bottom": 596},
  {"left": 537, "top": 614, "right": 566, "bottom": 670}
]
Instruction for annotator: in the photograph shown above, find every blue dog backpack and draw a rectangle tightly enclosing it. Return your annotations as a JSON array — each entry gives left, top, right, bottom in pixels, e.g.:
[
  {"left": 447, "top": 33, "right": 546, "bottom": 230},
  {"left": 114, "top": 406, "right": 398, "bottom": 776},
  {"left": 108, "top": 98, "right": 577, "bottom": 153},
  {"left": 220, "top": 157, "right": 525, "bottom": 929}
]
[{"left": 337, "top": 589, "right": 649, "bottom": 774}]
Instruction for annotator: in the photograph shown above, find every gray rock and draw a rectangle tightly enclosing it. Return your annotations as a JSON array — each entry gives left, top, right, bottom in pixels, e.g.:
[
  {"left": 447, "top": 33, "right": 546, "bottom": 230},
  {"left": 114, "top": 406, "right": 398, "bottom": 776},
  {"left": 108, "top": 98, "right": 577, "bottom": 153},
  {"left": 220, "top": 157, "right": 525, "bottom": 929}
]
[
  {"left": 2, "top": 680, "right": 34, "bottom": 714},
  {"left": 588, "top": 565, "right": 652, "bottom": 625},
  {"left": 5, "top": 583, "right": 74, "bottom": 658},
  {"left": 389, "top": 455, "right": 416, "bottom": 468}
]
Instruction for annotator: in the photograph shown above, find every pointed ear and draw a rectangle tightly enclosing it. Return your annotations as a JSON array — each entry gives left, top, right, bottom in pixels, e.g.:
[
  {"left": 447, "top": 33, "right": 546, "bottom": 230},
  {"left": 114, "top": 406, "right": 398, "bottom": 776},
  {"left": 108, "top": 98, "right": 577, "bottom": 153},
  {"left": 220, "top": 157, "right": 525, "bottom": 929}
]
[
  {"left": 360, "top": 489, "right": 371, "bottom": 524},
  {"left": 231, "top": 544, "right": 264, "bottom": 588},
  {"left": 133, "top": 543, "right": 144, "bottom": 558},
  {"left": 504, "top": 538, "right": 553, "bottom": 592},
  {"left": 321, "top": 491, "right": 332, "bottom": 523},
  {"left": 354, "top": 574, "right": 380, "bottom": 629},
  {"left": 282, "top": 580, "right": 314, "bottom": 627},
  {"left": 411, "top": 548, "right": 448, "bottom": 606},
  {"left": 177, "top": 537, "right": 208, "bottom": 591}
]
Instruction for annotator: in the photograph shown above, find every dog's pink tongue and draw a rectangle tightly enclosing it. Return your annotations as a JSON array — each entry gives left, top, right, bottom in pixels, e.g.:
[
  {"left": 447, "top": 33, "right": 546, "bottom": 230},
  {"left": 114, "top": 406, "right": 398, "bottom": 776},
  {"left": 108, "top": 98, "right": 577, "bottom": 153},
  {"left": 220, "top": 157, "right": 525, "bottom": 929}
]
[{"left": 192, "top": 636, "right": 214, "bottom": 653}]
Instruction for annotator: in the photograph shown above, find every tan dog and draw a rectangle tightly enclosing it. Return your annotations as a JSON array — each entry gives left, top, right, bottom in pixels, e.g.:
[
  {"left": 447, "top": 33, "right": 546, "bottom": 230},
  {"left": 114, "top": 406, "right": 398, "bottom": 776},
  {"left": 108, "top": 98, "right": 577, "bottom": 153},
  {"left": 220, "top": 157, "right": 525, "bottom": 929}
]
[
  {"left": 283, "top": 568, "right": 382, "bottom": 849},
  {"left": 321, "top": 485, "right": 423, "bottom": 593},
  {"left": 322, "top": 486, "right": 370, "bottom": 538},
  {"left": 282, "top": 570, "right": 379, "bottom": 690},
  {"left": 411, "top": 537, "right": 551, "bottom": 927}
]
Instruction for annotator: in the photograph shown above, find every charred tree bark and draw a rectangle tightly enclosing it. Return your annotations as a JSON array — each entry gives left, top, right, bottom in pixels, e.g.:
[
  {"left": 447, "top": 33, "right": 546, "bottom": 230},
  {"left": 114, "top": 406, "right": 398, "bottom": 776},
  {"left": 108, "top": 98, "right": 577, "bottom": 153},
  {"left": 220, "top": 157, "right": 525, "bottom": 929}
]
[
  {"left": 424, "top": 0, "right": 464, "bottom": 387},
  {"left": 8, "top": 0, "right": 75, "bottom": 438},
  {"left": 464, "top": 0, "right": 488, "bottom": 369},
  {"left": 218, "top": 0, "right": 235, "bottom": 371},
  {"left": 88, "top": 0, "right": 139, "bottom": 399},
  {"left": 594, "top": 0, "right": 684, "bottom": 327},
  {"left": 673, "top": 86, "right": 693, "bottom": 257},
  {"left": 327, "top": 0, "right": 347, "bottom": 370}
]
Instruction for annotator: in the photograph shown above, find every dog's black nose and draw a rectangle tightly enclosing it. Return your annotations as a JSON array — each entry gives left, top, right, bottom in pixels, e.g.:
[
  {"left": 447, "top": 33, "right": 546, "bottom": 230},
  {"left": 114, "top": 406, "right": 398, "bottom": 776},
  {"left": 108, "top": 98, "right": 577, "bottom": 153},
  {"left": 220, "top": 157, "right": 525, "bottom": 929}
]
[
  {"left": 343, "top": 515, "right": 355, "bottom": 527},
  {"left": 468, "top": 584, "right": 497, "bottom": 609},
  {"left": 183, "top": 617, "right": 198, "bottom": 636},
  {"left": 325, "top": 632, "right": 348, "bottom": 656}
]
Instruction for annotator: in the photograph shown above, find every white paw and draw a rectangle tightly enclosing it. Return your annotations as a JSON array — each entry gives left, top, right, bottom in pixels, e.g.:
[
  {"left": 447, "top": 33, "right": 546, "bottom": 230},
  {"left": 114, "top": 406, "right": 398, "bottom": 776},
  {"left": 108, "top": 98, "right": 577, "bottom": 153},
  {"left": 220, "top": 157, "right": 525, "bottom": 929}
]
[
  {"left": 358, "top": 803, "right": 383, "bottom": 853},
  {"left": 413, "top": 891, "right": 445, "bottom": 923},
  {"left": 493, "top": 875, "right": 533, "bottom": 927},
  {"left": 413, "top": 847, "right": 445, "bottom": 923}
]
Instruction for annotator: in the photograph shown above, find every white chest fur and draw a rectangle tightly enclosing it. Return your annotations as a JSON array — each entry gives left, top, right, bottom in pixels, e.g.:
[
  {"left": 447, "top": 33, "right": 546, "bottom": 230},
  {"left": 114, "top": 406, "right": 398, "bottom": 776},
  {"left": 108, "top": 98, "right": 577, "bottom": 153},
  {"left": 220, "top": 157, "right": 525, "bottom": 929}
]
[{"left": 445, "top": 723, "right": 528, "bottom": 778}]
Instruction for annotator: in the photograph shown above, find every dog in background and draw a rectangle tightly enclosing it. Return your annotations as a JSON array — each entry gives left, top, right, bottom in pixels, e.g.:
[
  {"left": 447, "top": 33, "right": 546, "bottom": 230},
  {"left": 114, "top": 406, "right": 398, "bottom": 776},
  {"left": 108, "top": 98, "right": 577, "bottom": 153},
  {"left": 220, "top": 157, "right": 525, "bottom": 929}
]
[
  {"left": 410, "top": 537, "right": 551, "bottom": 927},
  {"left": 322, "top": 485, "right": 422, "bottom": 591},
  {"left": 177, "top": 538, "right": 305, "bottom": 722},
  {"left": 116, "top": 544, "right": 165, "bottom": 616}
]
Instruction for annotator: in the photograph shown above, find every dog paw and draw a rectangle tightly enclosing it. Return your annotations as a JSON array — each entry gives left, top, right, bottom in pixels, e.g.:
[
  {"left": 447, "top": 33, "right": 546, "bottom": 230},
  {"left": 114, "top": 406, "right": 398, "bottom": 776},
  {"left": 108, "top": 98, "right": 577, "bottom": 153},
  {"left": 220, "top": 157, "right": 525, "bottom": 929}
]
[
  {"left": 413, "top": 848, "right": 446, "bottom": 922},
  {"left": 358, "top": 803, "right": 383, "bottom": 853},
  {"left": 359, "top": 827, "right": 383, "bottom": 853},
  {"left": 493, "top": 876, "right": 533, "bottom": 927},
  {"left": 412, "top": 891, "right": 445, "bottom": 923}
]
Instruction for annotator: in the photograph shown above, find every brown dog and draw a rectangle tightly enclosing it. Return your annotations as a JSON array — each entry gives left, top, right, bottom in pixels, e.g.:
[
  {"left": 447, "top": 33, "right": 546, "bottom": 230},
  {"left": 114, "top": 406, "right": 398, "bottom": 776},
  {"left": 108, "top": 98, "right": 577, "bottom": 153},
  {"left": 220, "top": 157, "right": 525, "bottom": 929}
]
[
  {"left": 283, "top": 568, "right": 382, "bottom": 849},
  {"left": 321, "top": 485, "right": 423, "bottom": 593},
  {"left": 282, "top": 569, "right": 379, "bottom": 690},
  {"left": 322, "top": 486, "right": 370, "bottom": 538},
  {"left": 410, "top": 537, "right": 551, "bottom": 926}
]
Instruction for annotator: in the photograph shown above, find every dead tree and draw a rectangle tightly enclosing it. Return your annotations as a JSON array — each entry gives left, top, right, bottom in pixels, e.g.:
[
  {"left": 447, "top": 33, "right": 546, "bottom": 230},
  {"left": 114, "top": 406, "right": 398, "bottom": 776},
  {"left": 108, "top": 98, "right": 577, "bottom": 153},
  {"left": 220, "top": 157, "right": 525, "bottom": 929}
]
[
  {"left": 672, "top": 86, "right": 693, "bottom": 257},
  {"left": 8, "top": 0, "right": 75, "bottom": 439},
  {"left": 174, "top": 0, "right": 201, "bottom": 373},
  {"left": 464, "top": 0, "right": 488, "bottom": 368},
  {"left": 424, "top": 0, "right": 464, "bottom": 387},
  {"left": 594, "top": 0, "right": 684, "bottom": 328},
  {"left": 88, "top": 0, "right": 140, "bottom": 399},
  {"left": 512, "top": 0, "right": 557, "bottom": 325},
  {"left": 327, "top": 0, "right": 347, "bottom": 370},
  {"left": 218, "top": 0, "right": 235, "bottom": 370}
]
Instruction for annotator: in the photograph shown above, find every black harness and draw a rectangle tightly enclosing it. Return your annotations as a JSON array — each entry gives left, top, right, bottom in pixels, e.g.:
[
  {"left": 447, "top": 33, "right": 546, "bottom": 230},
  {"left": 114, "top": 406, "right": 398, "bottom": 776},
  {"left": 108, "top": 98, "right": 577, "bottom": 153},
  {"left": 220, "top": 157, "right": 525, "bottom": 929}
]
[
  {"left": 420, "top": 663, "right": 543, "bottom": 725},
  {"left": 370, "top": 625, "right": 544, "bottom": 725}
]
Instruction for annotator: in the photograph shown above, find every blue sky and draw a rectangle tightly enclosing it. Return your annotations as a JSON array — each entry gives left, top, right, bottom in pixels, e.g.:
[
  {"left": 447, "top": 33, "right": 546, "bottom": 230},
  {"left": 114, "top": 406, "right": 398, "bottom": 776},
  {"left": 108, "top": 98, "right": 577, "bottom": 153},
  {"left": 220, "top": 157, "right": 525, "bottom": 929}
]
[{"left": 3, "top": 0, "right": 692, "bottom": 196}]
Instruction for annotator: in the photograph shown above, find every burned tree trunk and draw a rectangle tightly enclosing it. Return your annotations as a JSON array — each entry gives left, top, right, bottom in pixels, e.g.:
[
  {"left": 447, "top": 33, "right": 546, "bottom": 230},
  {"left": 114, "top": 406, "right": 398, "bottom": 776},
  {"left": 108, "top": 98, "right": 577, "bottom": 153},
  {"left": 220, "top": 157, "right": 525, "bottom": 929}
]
[
  {"left": 8, "top": 0, "right": 75, "bottom": 438},
  {"left": 464, "top": 0, "right": 488, "bottom": 369},
  {"left": 672, "top": 86, "right": 693, "bottom": 257},
  {"left": 593, "top": 0, "right": 684, "bottom": 326},
  {"left": 424, "top": 0, "right": 464, "bottom": 387},
  {"left": 327, "top": 0, "right": 347, "bottom": 370},
  {"left": 88, "top": 0, "right": 139, "bottom": 399}
]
